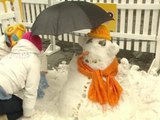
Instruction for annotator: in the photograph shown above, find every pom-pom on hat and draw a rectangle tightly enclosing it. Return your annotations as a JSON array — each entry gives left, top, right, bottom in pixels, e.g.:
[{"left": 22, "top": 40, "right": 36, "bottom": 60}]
[
  {"left": 88, "top": 25, "right": 111, "bottom": 40},
  {"left": 22, "top": 32, "right": 42, "bottom": 51}
]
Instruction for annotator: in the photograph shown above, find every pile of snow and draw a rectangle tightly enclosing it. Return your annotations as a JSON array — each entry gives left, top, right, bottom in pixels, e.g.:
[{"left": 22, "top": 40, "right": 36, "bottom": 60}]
[{"left": 28, "top": 61, "right": 160, "bottom": 120}]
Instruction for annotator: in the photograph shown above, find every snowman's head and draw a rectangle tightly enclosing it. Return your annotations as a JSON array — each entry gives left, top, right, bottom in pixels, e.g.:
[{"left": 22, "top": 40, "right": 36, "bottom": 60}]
[
  {"left": 78, "top": 25, "right": 120, "bottom": 70},
  {"left": 80, "top": 37, "right": 119, "bottom": 70}
]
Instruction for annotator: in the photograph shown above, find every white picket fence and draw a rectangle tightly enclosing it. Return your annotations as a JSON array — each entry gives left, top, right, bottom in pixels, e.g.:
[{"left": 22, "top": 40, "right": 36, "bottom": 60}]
[{"left": 0, "top": 0, "right": 160, "bottom": 70}]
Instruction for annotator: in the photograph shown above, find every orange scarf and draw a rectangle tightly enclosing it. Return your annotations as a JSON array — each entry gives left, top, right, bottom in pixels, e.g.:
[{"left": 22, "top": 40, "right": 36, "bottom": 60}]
[{"left": 77, "top": 55, "right": 123, "bottom": 107}]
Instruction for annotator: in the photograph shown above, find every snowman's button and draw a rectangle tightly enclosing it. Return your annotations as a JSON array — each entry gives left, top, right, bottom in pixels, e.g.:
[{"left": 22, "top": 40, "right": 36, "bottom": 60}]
[
  {"left": 77, "top": 103, "right": 81, "bottom": 109},
  {"left": 82, "top": 93, "right": 86, "bottom": 98},
  {"left": 84, "top": 85, "right": 87, "bottom": 88},
  {"left": 74, "top": 117, "right": 78, "bottom": 120},
  {"left": 87, "top": 82, "right": 90, "bottom": 84}
]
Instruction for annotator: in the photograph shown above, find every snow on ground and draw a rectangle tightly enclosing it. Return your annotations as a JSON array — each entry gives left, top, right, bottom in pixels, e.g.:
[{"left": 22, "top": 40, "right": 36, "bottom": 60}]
[
  {"left": 29, "top": 62, "right": 69, "bottom": 120},
  {"left": 22, "top": 61, "right": 160, "bottom": 120}
]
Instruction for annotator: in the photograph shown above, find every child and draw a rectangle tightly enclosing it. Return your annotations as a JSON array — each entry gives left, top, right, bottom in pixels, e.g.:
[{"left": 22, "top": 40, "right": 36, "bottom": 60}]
[
  {"left": 0, "top": 24, "right": 49, "bottom": 99},
  {"left": 0, "top": 32, "right": 42, "bottom": 120}
]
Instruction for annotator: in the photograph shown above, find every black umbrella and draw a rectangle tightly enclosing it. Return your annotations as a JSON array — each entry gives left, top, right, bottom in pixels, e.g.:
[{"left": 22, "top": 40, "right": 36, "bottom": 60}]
[{"left": 31, "top": 1, "right": 114, "bottom": 36}]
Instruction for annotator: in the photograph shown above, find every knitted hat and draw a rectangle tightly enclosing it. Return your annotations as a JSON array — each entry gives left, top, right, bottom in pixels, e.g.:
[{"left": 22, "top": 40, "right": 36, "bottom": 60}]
[
  {"left": 88, "top": 25, "right": 111, "bottom": 40},
  {"left": 22, "top": 32, "right": 42, "bottom": 51},
  {"left": 5, "top": 24, "right": 26, "bottom": 47}
]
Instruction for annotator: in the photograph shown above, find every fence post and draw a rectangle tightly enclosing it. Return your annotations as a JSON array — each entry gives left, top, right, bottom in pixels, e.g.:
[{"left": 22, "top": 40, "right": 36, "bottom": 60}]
[
  {"left": 13, "top": 0, "right": 23, "bottom": 23},
  {"left": 148, "top": 13, "right": 160, "bottom": 74},
  {"left": 154, "top": 15, "right": 160, "bottom": 69}
]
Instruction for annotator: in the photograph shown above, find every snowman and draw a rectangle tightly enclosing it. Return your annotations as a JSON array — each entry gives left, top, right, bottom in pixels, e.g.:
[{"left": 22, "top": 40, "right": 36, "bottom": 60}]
[
  {"left": 57, "top": 25, "right": 137, "bottom": 120},
  {"left": 27, "top": 25, "right": 160, "bottom": 120}
]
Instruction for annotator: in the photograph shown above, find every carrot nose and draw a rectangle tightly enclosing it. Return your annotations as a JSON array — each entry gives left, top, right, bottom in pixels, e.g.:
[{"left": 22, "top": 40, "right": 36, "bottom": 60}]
[
  {"left": 79, "top": 51, "right": 89, "bottom": 58},
  {"left": 82, "top": 51, "right": 89, "bottom": 56}
]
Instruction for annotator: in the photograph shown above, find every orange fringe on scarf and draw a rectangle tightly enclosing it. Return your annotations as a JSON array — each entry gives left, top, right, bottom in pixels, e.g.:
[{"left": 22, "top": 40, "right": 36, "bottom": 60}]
[{"left": 77, "top": 55, "right": 123, "bottom": 107}]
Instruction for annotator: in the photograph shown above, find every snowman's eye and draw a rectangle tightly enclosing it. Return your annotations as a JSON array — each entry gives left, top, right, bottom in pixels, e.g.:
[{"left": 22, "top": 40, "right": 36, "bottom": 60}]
[
  {"left": 98, "top": 40, "right": 106, "bottom": 46},
  {"left": 86, "top": 38, "right": 93, "bottom": 44}
]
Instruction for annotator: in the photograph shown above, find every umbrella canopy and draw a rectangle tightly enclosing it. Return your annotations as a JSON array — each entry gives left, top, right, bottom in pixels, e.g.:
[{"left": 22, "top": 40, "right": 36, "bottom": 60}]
[{"left": 31, "top": 1, "right": 114, "bottom": 36}]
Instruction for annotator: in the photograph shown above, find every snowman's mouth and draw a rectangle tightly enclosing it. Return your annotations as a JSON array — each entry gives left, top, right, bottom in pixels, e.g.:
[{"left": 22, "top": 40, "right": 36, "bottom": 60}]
[
  {"left": 81, "top": 51, "right": 101, "bottom": 64},
  {"left": 84, "top": 57, "right": 101, "bottom": 64}
]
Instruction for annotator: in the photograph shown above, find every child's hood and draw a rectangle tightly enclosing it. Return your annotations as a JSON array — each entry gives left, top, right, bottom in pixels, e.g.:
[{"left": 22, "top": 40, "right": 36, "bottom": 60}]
[{"left": 11, "top": 39, "right": 41, "bottom": 54}]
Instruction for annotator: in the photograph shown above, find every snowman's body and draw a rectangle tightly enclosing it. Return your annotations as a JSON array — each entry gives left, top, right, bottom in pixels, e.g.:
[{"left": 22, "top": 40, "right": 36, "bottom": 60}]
[{"left": 58, "top": 38, "right": 137, "bottom": 120}]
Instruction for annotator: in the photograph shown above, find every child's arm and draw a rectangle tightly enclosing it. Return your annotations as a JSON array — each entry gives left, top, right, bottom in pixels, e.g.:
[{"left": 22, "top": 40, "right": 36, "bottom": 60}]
[
  {"left": 23, "top": 58, "right": 40, "bottom": 117},
  {"left": 40, "top": 51, "right": 48, "bottom": 73}
]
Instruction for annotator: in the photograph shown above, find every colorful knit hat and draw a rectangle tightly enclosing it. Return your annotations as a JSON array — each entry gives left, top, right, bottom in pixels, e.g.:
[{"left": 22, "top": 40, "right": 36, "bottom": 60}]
[
  {"left": 88, "top": 25, "right": 111, "bottom": 40},
  {"left": 5, "top": 24, "right": 26, "bottom": 47},
  {"left": 22, "top": 32, "right": 42, "bottom": 51}
]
